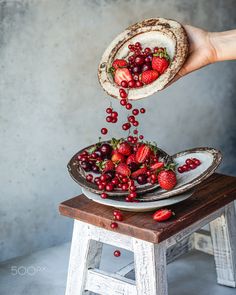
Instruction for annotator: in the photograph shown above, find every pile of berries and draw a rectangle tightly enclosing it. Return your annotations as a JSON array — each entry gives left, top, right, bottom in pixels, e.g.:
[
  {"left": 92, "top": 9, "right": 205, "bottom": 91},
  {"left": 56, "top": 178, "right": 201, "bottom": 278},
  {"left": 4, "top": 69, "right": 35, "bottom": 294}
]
[
  {"left": 77, "top": 139, "right": 177, "bottom": 201},
  {"left": 110, "top": 43, "right": 170, "bottom": 91},
  {"left": 177, "top": 157, "right": 201, "bottom": 173}
]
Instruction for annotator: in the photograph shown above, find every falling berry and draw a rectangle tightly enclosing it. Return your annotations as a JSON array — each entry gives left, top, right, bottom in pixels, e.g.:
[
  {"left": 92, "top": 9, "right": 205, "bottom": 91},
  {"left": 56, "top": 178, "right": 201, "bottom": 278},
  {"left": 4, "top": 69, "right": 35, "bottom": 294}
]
[
  {"left": 110, "top": 222, "right": 118, "bottom": 229},
  {"left": 114, "top": 250, "right": 121, "bottom": 257},
  {"left": 101, "top": 128, "right": 108, "bottom": 135},
  {"left": 140, "top": 108, "right": 146, "bottom": 113}
]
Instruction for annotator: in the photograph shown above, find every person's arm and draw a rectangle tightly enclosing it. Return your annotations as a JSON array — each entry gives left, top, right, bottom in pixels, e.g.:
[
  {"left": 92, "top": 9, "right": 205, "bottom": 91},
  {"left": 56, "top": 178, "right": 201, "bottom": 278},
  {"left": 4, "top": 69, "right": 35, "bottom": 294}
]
[{"left": 168, "top": 26, "right": 236, "bottom": 85}]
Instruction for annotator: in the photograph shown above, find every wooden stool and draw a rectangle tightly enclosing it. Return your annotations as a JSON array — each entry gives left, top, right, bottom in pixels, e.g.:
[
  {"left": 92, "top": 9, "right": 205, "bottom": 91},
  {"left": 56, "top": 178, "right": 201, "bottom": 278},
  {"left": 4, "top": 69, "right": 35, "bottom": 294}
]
[{"left": 59, "top": 173, "right": 236, "bottom": 295}]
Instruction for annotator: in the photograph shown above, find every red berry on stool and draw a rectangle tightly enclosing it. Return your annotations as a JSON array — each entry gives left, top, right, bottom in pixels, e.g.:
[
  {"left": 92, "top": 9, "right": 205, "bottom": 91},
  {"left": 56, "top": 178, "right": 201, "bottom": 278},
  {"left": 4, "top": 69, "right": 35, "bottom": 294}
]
[{"left": 114, "top": 250, "right": 121, "bottom": 257}]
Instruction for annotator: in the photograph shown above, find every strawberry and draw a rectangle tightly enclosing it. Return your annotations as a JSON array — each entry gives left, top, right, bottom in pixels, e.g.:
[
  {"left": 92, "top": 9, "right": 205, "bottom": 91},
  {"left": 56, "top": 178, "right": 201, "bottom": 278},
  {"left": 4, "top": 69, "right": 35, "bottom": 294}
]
[
  {"left": 118, "top": 142, "right": 132, "bottom": 156},
  {"left": 131, "top": 167, "right": 147, "bottom": 179},
  {"left": 112, "top": 59, "right": 127, "bottom": 70},
  {"left": 150, "top": 162, "right": 164, "bottom": 171},
  {"left": 141, "top": 70, "right": 159, "bottom": 85},
  {"left": 153, "top": 209, "right": 173, "bottom": 222},
  {"left": 103, "top": 160, "right": 114, "bottom": 172},
  {"left": 126, "top": 154, "right": 137, "bottom": 165},
  {"left": 158, "top": 170, "right": 177, "bottom": 190},
  {"left": 114, "top": 68, "right": 133, "bottom": 86},
  {"left": 111, "top": 150, "right": 125, "bottom": 163},
  {"left": 152, "top": 57, "right": 169, "bottom": 74},
  {"left": 152, "top": 48, "right": 170, "bottom": 74},
  {"left": 135, "top": 144, "right": 151, "bottom": 163},
  {"left": 116, "top": 163, "right": 131, "bottom": 177}
]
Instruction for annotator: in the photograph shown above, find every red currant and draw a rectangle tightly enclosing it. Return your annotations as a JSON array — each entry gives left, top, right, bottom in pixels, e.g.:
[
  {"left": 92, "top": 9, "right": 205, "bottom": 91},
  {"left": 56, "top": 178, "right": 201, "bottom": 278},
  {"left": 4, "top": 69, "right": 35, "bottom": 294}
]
[
  {"left": 132, "top": 109, "right": 139, "bottom": 116},
  {"left": 128, "top": 80, "right": 136, "bottom": 88},
  {"left": 136, "top": 81, "right": 143, "bottom": 87},
  {"left": 120, "top": 99, "right": 127, "bottom": 106},
  {"left": 111, "top": 111, "right": 118, "bottom": 118},
  {"left": 120, "top": 91, "right": 127, "bottom": 99},
  {"left": 140, "top": 108, "right": 146, "bottom": 113},
  {"left": 126, "top": 103, "right": 132, "bottom": 110},
  {"left": 135, "top": 42, "right": 141, "bottom": 47},
  {"left": 128, "top": 115, "right": 135, "bottom": 123},
  {"left": 112, "top": 117, "right": 118, "bottom": 123},
  {"left": 101, "top": 192, "right": 108, "bottom": 199},
  {"left": 193, "top": 158, "right": 201, "bottom": 166},
  {"left": 127, "top": 136, "right": 133, "bottom": 142},
  {"left": 106, "top": 107, "right": 112, "bottom": 114},
  {"left": 129, "top": 192, "right": 137, "bottom": 198},
  {"left": 121, "top": 80, "right": 128, "bottom": 88},
  {"left": 177, "top": 167, "right": 184, "bottom": 173},
  {"left": 110, "top": 222, "right": 118, "bottom": 229},
  {"left": 101, "top": 128, "right": 108, "bottom": 135},
  {"left": 139, "top": 135, "right": 144, "bottom": 140},
  {"left": 106, "top": 116, "right": 112, "bottom": 123},
  {"left": 130, "top": 185, "right": 136, "bottom": 192},
  {"left": 133, "top": 121, "right": 139, "bottom": 127},
  {"left": 106, "top": 183, "right": 114, "bottom": 191},
  {"left": 114, "top": 250, "right": 121, "bottom": 257},
  {"left": 189, "top": 163, "right": 197, "bottom": 170},
  {"left": 122, "top": 183, "right": 129, "bottom": 191},
  {"left": 114, "top": 213, "right": 123, "bottom": 221},
  {"left": 133, "top": 129, "right": 138, "bottom": 135},
  {"left": 98, "top": 184, "right": 105, "bottom": 190},
  {"left": 122, "top": 123, "right": 131, "bottom": 130},
  {"left": 185, "top": 158, "right": 193, "bottom": 165}
]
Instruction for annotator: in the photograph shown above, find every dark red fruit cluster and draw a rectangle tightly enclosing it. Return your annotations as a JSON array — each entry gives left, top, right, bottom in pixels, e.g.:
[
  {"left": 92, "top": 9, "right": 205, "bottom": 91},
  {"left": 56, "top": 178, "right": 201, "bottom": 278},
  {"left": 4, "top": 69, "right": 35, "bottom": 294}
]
[
  {"left": 78, "top": 140, "right": 177, "bottom": 201},
  {"left": 177, "top": 158, "right": 201, "bottom": 173}
]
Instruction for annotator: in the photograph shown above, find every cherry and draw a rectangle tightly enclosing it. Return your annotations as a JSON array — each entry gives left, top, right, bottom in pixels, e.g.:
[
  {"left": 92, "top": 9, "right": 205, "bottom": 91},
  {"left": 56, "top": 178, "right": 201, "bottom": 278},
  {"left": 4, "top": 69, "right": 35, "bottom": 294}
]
[
  {"left": 142, "top": 63, "right": 152, "bottom": 72},
  {"left": 94, "top": 177, "right": 100, "bottom": 184},
  {"left": 139, "top": 135, "right": 144, "bottom": 140},
  {"left": 132, "top": 65, "right": 141, "bottom": 74},
  {"left": 111, "top": 178, "right": 119, "bottom": 185},
  {"left": 135, "top": 55, "right": 144, "bottom": 65},
  {"left": 151, "top": 174, "right": 157, "bottom": 181},
  {"left": 144, "top": 47, "right": 151, "bottom": 54},
  {"left": 100, "top": 174, "right": 107, "bottom": 182},
  {"left": 106, "top": 116, "right": 112, "bottom": 123},
  {"left": 128, "top": 55, "right": 135, "bottom": 62},
  {"left": 110, "top": 222, "right": 118, "bottom": 229},
  {"left": 140, "top": 108, "right": 146, "bottom": 113},
  {"left": 114, "top": 250, "right": 121, "bottom": 257},
  {"left": 101, "top": 128, "right": 108, "bottom": 135},
  {"left": 133, "top": 74, "right": 139, "bottom": 81},
  {"left": 92, "top": 165, "right": 99, "bottom": 173},
  {"left": 101, "top": 192, "right": 108, "bottom": 199},
  {"left": 128, "top": 80, "right": 136, "bottom": 88},
  {"left": 86, "top": 174, "right": 93, "bottom": 182},
  {"left": 133, "top": 129, "right": 138, "bottom": 135},
  {"left": 126, "top": 103, "right": 132, "bottom": 110},
  {"left": 121, "top": 80, "right": 128, "bottom": 88},
  {"left": 128, "top": 162, "right": 139, "bottom": 172},
  {"left": 137, "top": 174, "right": 148, "bottom": 185},
  {"left": 132, "top": 109, "right": 139, "bottom": 116},
  {"left": 106, "top": 183, "right": 114, "bottom": 191},
  {"left": 80, "top": 161, "right": 92, "bottom": 172},
  {"left": 125, "top": 197, "right": 132, "bottom": 202},
  {"left": 120, "top": 99, "right": 127, "bottom": 106},
  {"left": 100, "top": 143, "right": 112, "bottom": 157},
  {"left": 133, "top": 121, "right": 139, "bottom": 127}
]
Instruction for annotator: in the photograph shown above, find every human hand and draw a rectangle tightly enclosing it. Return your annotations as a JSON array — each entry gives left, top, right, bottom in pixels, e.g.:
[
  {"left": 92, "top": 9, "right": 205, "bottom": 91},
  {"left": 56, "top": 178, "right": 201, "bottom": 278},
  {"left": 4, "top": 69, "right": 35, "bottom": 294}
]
[{"left": 167, "top": 25, "right": 217, "bottom": 85}]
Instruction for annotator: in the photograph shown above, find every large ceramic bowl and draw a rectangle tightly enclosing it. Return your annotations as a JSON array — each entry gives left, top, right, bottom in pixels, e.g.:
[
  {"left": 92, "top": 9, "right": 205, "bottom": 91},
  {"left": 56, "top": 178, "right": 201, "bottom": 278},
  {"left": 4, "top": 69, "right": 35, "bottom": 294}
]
[{"left": 67, "top": 140, "right": 171, "bottom": 197}]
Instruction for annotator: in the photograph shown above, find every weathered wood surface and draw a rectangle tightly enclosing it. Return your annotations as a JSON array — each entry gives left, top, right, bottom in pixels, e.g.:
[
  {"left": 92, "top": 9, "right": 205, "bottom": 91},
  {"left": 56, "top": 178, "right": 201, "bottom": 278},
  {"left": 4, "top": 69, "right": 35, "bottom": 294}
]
[
  {"left": 59, "top": 173, "right": 236, "bottom": 243},
  {"left": 65, "top": 221, "right": 103, "bottom": 295},
  {"left": 210, "top": 202, "right": 236, "bottom": 287},
  {"left": 193, "top": 230, "right": 213, "bottom": 255}
]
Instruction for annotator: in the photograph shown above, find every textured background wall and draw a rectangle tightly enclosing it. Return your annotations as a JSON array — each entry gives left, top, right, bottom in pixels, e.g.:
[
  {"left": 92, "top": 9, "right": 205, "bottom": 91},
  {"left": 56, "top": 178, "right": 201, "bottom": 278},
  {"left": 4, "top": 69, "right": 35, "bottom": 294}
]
[{"left": 0, "top": 0, "right": 236, "bottom": 262}]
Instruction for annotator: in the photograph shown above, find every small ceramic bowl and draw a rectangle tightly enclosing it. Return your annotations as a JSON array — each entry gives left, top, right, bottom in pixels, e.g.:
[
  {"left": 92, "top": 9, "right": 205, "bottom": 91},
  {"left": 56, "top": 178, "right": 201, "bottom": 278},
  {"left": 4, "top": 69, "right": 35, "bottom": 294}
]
[{"left": 98, "top": 18, "right": 189, "bottom": 100}]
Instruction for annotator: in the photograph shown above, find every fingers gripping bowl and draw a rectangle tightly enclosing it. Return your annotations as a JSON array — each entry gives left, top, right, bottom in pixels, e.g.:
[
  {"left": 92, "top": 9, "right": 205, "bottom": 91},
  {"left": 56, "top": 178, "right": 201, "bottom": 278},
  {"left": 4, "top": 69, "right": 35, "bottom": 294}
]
[{"left": 98, "top": 18, "right": 189, "bottom": 100}]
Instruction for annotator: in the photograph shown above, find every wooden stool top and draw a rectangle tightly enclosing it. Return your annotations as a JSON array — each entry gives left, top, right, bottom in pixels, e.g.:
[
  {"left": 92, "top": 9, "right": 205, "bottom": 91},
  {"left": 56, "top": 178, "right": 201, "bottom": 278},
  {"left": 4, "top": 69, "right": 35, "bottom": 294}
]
[{"left": 59, "top": 173, "right": 236, "bottom": 243}]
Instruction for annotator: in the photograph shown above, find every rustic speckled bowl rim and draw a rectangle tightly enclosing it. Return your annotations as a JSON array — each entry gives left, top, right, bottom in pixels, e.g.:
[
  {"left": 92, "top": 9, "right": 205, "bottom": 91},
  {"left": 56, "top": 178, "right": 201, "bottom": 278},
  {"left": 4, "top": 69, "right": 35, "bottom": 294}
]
[
  {"left": 67, "top": 140, "right": 171, "bottom": 197},
  {"left": 138, "top": 147, "right": 222, "bottom": 202},
  {"left": 98, "top": 18, "right": 189, "bottom": 100}
]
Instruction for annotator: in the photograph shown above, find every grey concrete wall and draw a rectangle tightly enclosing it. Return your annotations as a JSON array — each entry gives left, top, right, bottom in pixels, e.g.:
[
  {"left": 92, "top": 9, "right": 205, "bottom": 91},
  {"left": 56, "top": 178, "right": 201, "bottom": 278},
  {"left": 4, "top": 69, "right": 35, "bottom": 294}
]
[{"left": 0, "top": 0, "right": 235, "bottom": 262}]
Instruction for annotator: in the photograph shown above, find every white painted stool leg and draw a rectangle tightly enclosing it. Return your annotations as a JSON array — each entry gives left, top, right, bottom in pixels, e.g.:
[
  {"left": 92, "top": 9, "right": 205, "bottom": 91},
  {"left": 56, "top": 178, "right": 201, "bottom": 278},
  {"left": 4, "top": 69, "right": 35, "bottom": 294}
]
[
  {"left": 133, "top": 238, "right": 168, "bottom": 295},
  {"left": 210, "top": 202, "right": 236, "bottom": 287},
  {"left": 65, "top": 220, "right": 103, "bottom": 295}
]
